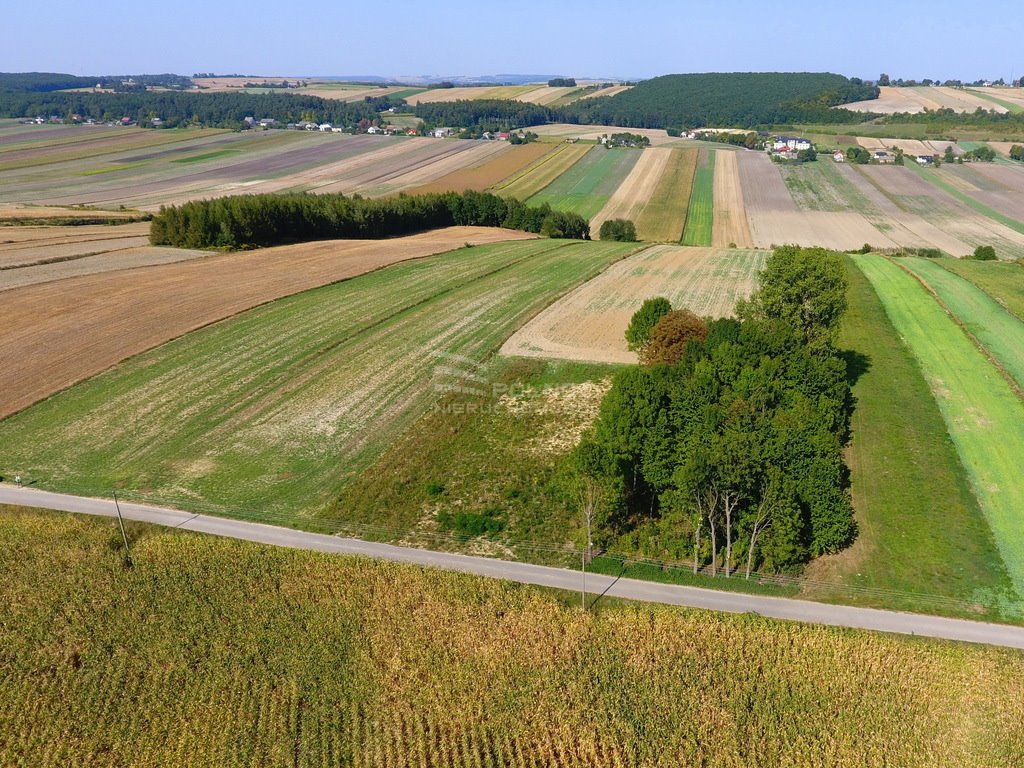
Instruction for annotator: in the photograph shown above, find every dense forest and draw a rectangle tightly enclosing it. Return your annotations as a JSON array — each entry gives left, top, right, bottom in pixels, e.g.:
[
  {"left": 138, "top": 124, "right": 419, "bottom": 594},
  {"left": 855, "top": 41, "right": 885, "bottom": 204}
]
[
  {"left": 559, "top": 73, "right": 878, "bottom": 128},
  {"left": 576, "top": 247, "right": 854, "bottom": 574},
  {"left": 0, "top": 90, "right": 396, "bottom": 128},
  {"left": 150, "top": 191, "right": 590, "bottom": 249},
  {"left": 413, "top": 99, "right": 554, "bottom": 131},
  {"left": 0, "top": 72, "right": 192, "bottom": 92}
]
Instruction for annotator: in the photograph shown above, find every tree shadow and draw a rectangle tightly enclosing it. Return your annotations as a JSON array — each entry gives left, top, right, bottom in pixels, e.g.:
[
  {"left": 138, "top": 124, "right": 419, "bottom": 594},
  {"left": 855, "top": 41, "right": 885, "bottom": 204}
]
[{"left": 840, "top": 348, "right": 872, "bottom": 387}]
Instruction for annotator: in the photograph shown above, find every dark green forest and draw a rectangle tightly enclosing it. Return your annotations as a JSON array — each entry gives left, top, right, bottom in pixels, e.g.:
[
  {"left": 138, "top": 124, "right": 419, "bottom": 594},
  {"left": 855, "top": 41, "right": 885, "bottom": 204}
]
[
  {"left": 413, "top": 99, "right": 554, "bottom": 131},
  {"left": 150, "top": 191, "right": 591, "bottom": 249},
  {"left": 0, "top": 72, "right": 193, "bottom": 92},
  {"left": 559, "top": 73, "right": 879, "bottom": 128},
  {"left": 577, "top": 247, "right": 854, "bottom": 575},
  {"left": 0, "top": 90, "right": 397, "bottom": 128}
]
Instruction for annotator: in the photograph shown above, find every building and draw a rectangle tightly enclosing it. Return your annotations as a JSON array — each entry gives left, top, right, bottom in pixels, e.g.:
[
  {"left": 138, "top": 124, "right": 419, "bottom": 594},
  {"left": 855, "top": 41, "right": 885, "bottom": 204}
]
[
  {"left": 366, "top": 126, "right": 381, "bottom": 134},
  {"left": 873, "top": 150, "right": 895, "bottom": 164},
  {"left": 318, "top": 123, "right": 332, "bottom": 132},
  {"left": 772, "top": 136, "right": 812, "bottom": 152},
  {"left": 833, "top": 150, "right": 845, "bottom": 162},
  {"left": 916, "top": 154, "right": 935, "bottom": 165}
]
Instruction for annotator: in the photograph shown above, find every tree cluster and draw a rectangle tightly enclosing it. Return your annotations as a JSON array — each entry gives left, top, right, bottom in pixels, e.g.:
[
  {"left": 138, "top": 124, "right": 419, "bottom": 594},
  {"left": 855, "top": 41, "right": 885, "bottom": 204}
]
[
  {"left": 961, "top": 145, "right": 996, "bottom": 162},
  {"left": 413, "top": 99, "right": 554, "bottom": 131},
  {"left": 576, "top": 246, "right": 854, "bottom": 575},
  {"left": 0, "top": 72, "right": 192, "bottom": 92},
  {"left": 548, "top": 78, "right": 577, "bottom": 87},
  {"left": 598, "top": 218, "right": 637, "bottom": 242},
  {"left": 607, "top": 132, "right": 650, "bottom": 147},
  {"left": 150, "top": 190, "right": 590, "bottom": 249},
  {"left": 1011, "top": 145, "right": 1024, "bottom": 162},
  {"left": 0, "top": 90, "right": 395, "bottom": 129}
]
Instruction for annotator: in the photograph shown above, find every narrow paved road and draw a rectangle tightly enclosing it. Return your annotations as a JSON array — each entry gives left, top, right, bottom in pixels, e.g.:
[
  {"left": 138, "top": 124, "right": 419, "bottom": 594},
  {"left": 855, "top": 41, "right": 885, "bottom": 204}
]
[{"left": 4, "top": 485, "right": 1024, "bottom": 650}]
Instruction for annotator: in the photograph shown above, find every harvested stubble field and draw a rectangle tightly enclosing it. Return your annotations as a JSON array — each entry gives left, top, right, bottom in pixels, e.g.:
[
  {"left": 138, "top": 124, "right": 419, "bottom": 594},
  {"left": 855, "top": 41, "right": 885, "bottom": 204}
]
[
  {"left": 841, "top": 86, "right": 1006, "bottom": 114},
  {"left": 632, "top": 148, "right": 697, "bottom": 242},
  {"left": 802, "top": 259, "right": 1017, "bottom": 613},
  {"left": 855, "top": 254, "right": 1024, "bottom": 593},
  {"left": 491, "top": 142, "right": 591, "bottom": 200},
  {"left": 527, "top": 146, "right": 641, "bottom": 220},
  {"left": 0, "top": 226, "right": 534, "bottom": 419},
  {"left": 4, "top": 509, "right": 1023, "bottom": 767},
  {"left": 924, "top": 164, "right": 1024, "bottom": 235},
  {"left": 589, "top": 147, "right": 672, "bottom": 238},
  {"left": 528, "top": 123, "right": 692, "bottom": 148},
  {"left": 0, "top": 221, "right": 151, "bottom": 267},
  {"left": 501, "top": 245, "right": 768, "bottom": 364},
  {"left": 406, "top": 141, "right": 554, "bottom": 194},
  {"left": 0, "top": 239, "right": 635, "bottom": 518},
  {"left": 711, "top": 149, "right": 753, "bottom": 247},
  {"left": 403, "top": 86, "right": 508, "bottom": 104},
  {"left": 858, "top": 165, "right": 1024, "bottom": 260}
]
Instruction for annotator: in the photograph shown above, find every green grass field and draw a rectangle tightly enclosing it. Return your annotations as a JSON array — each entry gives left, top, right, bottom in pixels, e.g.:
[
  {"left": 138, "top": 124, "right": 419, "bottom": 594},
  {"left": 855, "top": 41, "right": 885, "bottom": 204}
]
[
  {"left": 900, "top": 257, "right": 1024, "bottom": 391},
  {"left": 854, "top": 254, "right": 1024, "bottom": 595},
  {"left": 803, "top": 258, "right": 1017, "bottom": 616},
  {"left": 527, "top": 146, "right": 641, "bottom": 220},
  {"left": 680, "top": 149, "right": 715, "bottom": 245},
  {"left": 965, "top": 89, "right": 1024, "bottom": 114},
  {"left": 939, "top": 258, "right": 1024, "bottom": 321},
  {"left": 634, "top": 148, "right": 696, "bottom": 242},
  {"left": 3, "top": 507, "right": 1023, "bottom": 767},
  {"left": 0, "top": 239, "right": 637, "bottom": 522}
]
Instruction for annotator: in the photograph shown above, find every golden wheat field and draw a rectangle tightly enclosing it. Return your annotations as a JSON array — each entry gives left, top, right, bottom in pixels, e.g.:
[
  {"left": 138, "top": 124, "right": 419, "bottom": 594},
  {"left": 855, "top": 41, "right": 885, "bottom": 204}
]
[{"left": 1, "top": 508, "right": 1022, "bottom": 768}]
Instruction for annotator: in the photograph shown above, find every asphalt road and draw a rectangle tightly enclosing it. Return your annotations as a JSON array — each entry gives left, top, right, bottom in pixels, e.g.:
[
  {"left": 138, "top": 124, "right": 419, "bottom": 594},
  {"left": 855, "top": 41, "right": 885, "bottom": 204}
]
[{"left": 4, "top": 485, "right": 1024, "bottom": 650}]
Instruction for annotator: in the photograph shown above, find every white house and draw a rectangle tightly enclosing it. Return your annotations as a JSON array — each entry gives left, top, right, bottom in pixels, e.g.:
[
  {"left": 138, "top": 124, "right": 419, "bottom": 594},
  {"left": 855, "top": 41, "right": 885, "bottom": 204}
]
[
  {"left": 366, "top": 126, "right": 381, "bottom": 134},
  {"left": 873, "top": 150, "right": 895, "bottom": 164},
  {"left": 773, "top": 136, "right": 812, "bottom": 152},
  {"left": 318, "top": 123, "right": 333, "bottom": 132},
  {"left": 916, "top": 154, "right": 935, "bottom": 165},
  {"left": 833, "top": 150, "right": 845, "bottom": 162}
]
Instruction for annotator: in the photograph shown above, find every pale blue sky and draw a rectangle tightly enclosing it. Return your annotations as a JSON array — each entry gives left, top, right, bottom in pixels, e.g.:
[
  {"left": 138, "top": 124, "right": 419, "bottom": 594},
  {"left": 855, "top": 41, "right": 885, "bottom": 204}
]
[{"left": 3, "top": 0, "right": 1019, "bottom": 82}]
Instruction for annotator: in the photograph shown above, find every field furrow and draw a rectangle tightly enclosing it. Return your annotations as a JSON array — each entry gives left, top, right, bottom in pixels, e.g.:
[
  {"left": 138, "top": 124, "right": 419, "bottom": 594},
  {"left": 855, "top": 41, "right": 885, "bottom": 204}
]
[{"left": 854, "top": 254, "right": 1024, "bottom": 591}]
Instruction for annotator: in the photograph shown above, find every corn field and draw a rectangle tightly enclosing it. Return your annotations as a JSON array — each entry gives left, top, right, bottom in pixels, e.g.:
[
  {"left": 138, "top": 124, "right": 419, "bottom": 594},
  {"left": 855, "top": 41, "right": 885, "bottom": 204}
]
[{"left": 1, "top": 507, "right": 1022, "bottom": 767}]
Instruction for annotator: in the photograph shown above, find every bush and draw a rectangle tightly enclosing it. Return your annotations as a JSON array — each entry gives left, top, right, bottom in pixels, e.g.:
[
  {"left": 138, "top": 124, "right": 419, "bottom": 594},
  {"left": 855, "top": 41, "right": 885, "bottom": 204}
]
[
  {"left": 425, "top": 482, "right": 446, "bottom": 497},
  {"left": 437, "top": 509, "right": 506, "bottom": 537},
  {"left": 1010, "top": 144, "right": 1024, "bottom": 162},
  {"left": 625, "top": 297, "right": 673, "bottom": 352},
  {"left": 599, "top": 218, "right": 637, "bottom": 242},
  {"left": 971, "top": 245, "right": 997, "bottom": 261}
]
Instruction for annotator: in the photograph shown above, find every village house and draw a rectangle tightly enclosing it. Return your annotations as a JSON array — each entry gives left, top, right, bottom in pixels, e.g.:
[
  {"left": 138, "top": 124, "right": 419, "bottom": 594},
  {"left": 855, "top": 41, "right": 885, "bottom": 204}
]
[
  {"left": 366, "top": 125, "right": 381, "bottom": 134},
  {"left": 833, "top": 150, "right": 845, "bottom": 162},
  {"left": 873, "top": 150, "right": 895, "bottom": 164},
  {"left": 318, "top": 123, "right": 333, "bottom": 132},
  {"left": 916, "top": 154, "right": 936, "bottom": 166},
  {"left": 772, "top": 136, "right": 812, "bottom": 152}
]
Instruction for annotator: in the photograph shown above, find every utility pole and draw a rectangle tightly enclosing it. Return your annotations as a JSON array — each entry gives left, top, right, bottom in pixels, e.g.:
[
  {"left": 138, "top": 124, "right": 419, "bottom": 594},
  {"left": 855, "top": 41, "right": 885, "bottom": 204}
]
[
  {"left": 112, "top": 489, "right": 132, "bottom": 567},
  {"left": 581, "top": 500, "right": 594, "bottom": 612}
]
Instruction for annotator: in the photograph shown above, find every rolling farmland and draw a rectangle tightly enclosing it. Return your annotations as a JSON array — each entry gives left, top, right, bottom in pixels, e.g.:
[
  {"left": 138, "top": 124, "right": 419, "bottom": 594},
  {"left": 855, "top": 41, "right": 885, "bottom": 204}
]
[
  {"left": 589, "top": 147, "right": 672, "bottom": 239},
  {"left": 681, "top": 150, "right": 715, "bottom": 246},
  {"left": 841, "top": 85, "right": 1008, "bottom": 114},
  {"left": 528, "top": 146, "right": 641, "bottom": 220},
  {"left": 855, "top": 254, "right": 1024, "bottom": 593},
  {"left": 4, "top": 509, "right": 1022, "bottom": 768},
  {"left": 501, "top": 245, "right": 767, "bottom": 363},
  {"left": 633, "top": 148, "right": 697, "bottom": 242},
  {"left": 491, "top": 142, "right": 591, "bottom": 200},
  {"left": 407, "top": 141, "right": 554, "bottom": 194},
  {"left": 0, "top": 239, "right": 635, "bottom": 518},
  {"left": 0, "top": 227, "right": 535, "bottom": 419}
]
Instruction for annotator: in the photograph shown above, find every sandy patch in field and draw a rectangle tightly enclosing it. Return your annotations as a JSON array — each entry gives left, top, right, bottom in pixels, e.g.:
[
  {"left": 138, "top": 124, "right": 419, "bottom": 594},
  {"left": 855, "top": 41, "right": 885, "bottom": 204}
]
[
  {"left": 590, "top": 148, "right": 671, "bottom": 237},
  {"left": 498, "top": 380, "right": 612, "bottom": 456},
  {"left": 712, "top": 150, "right": 753, "bottom": 247},
  {"left": 0, "top": 226, "right": 537, "bottom": 419},
  {"left": 501, "top": 244, "right": 767, "bottom": 364}
]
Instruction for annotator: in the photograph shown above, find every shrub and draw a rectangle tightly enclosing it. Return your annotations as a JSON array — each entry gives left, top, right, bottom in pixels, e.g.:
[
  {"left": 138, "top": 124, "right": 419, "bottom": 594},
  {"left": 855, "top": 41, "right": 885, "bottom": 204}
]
[
  {"left": 437, "top": 509, "right": 506, "bottom": 537},
  {"left": 971, "top": 245, "right": 997, "bottom": 261},
  {"left": 425, "top": 482, "right": 446, "bottom": 497},
  {"left": 625, "top": 297, "right": 673, "bottom": 352}
]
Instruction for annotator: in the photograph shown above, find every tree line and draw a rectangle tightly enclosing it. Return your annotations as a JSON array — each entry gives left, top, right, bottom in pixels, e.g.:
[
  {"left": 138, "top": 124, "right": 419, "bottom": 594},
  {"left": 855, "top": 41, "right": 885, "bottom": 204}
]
[
  {"left": 413, "top": 99, "right": 554, "bottom": 131},
  {"left": 574, "top": 246, "right": 854, "bottom": 575},
  {"left": 0, "top": 90, "right": 397, "bottom": 128},
  {"left": 0, "top": 72, "right": 192, "bottom": 92},
  {"left": 150, "top": 190, "right": 591, "bottom": 249}
]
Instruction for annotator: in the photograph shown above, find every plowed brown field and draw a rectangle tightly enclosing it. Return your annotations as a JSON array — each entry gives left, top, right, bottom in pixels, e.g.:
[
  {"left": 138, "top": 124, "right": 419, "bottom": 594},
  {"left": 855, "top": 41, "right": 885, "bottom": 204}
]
[{"left": 0, "top": 227, "right": 536, "bottom": 419}]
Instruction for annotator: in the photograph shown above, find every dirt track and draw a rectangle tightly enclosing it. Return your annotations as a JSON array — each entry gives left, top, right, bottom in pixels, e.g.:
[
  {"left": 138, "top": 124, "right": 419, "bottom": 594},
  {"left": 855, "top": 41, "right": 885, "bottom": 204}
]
[{"left": 0, "top": 227, "right": 536, "bottom": 419}]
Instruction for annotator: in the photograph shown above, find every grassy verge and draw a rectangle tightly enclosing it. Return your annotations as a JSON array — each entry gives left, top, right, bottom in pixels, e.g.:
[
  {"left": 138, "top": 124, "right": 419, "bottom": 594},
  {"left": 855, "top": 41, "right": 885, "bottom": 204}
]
[
  {"left": 634, "top": 148, "right": 697, "bottom": 242},
  {"left": 0, "top": 240, "right": 635, "bottom": 522},
  {"left": 853, "top": 253, "right": 1024, "bottom": 600},
  {"left": 680, "top": 149, "right": 715, "bottom": 245},
  {"left": 802, "top": 258, "right": 1018, "bottom": 617},
  {"left": 3, "top": 507, "right": 1023, "bottom": 767}
]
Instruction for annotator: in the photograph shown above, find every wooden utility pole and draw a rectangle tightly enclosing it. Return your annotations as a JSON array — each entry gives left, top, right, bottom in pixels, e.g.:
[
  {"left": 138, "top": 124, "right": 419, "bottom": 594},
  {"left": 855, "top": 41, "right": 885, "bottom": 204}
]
[{"left": 112, "top": 489, "right": 132, "bottom": 567}]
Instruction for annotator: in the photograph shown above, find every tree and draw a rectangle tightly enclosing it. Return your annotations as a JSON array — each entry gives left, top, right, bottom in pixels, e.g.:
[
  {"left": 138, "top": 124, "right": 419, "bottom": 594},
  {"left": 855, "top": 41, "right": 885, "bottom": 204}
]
[
  {"left": 797, "top": 148, "right": 817, "bottom": 162},
  {"left": 878, "top": 73, "right": 891, "bottom": 86},
  {"left": 1010, "top": 145, "right": 1024, "bottom": 161},
  {"left": 599, "top": 218, "right": 637, "bottom": 242},
  {"left": 944, "top": 145, "right": 956, "bottom": 163},
  {"left": 624, "top": 297, "right": 672, "bottom": 352},
  {"left": 641, "top": 309, "right": 709, "bottom": 365},
  {"left": 972, "top": 245, "right": 997, "bottom": 260}
]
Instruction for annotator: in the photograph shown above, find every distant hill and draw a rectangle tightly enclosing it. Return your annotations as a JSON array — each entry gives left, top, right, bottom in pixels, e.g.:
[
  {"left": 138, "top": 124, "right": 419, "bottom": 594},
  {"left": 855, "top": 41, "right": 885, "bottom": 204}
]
[
  {"left": 560, "top": 72, "right": 879, "bottom": 128},
  {"left": 0, "top": 72, "right": 193, "bottom": 92}
]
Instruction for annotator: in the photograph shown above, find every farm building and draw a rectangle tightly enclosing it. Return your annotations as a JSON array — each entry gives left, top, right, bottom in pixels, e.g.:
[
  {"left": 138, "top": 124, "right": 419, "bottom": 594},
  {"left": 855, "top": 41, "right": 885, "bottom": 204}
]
[
  {"left": 873, "top": 150, "right": 895, "bottom": 164},
  {"left": 833, "top": 151, "right": 845, "bottom": 162},
  {"left": 916, "top": 154, "right": 936, "bottom": 165}
]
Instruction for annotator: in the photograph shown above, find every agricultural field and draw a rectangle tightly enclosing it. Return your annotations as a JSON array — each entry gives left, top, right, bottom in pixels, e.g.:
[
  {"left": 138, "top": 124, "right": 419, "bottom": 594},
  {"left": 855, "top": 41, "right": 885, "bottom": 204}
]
[
  {"left": 0, "top": 226, "right": 534, "bottom": 419},
  {"left": 803, "top": 259, "right": 1017, "bottom": 615},
  {"left": 681, "top": 150, "right": 715, "bottom": 246},
  {"left": 854, "top": 254, "right": 1024, "bottom": 594},
  {"left": 526, "top": 146, "right": 641, "bottom": 220},
  {"left": 939, "top": 257, "right": 1024, "bottom": 321},
  {"left": 501, "top": 245, "right": 767, "bottom": 364},
  {"left": 711, "top": 149, "right": 753, "bottom": 247},
  {"left": 0, "top": 239, "right": 636, "bottom": 519},
  {"left": 528, "top": 123, "right": 694, "bottom": 148},
  {"left": 407, "top": 141, "right": 554, "bottom": 194},
  {"left": 632, "top": 148, "right": 697, "bottom": 242},
  {"left": 491, "top": 142, "right": 591, "bottom": 200},
  {"left": 402, "top": 84, "right": 614, "bottom": 107},
  {"left": 589, "top": 147, "right": 672, "bottom": 239},
  {"left": 914, "top": 162, "right": 1024, "bottom": 237},
  {"left": 4, "top": 509, "right": 1023, "bottom": 767},
  {"left": 840, "top": 85, "right": 1008, "bottom": 114}
]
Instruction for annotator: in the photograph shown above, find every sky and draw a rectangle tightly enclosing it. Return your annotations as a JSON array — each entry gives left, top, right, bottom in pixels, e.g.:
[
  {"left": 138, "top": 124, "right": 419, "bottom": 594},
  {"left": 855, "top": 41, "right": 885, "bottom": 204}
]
[{"left": 3, "top": 0, "right": 1020, "bottom": 83}]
